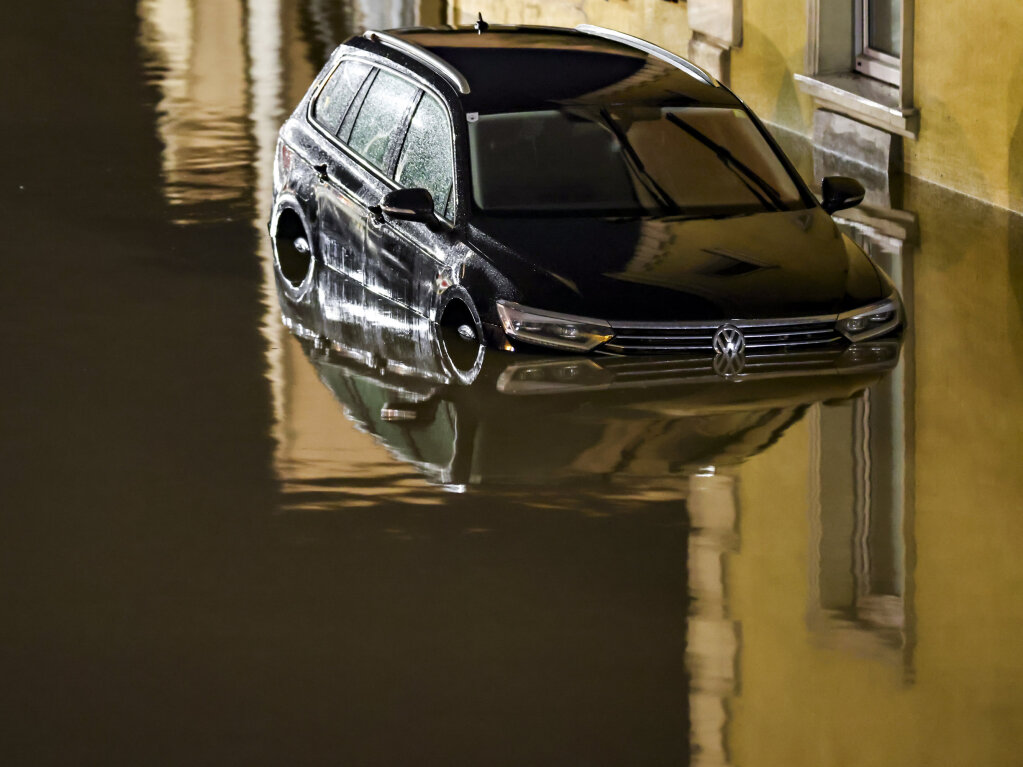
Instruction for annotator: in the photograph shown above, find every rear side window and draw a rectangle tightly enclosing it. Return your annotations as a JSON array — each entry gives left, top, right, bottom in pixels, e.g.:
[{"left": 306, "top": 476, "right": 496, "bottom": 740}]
[
  {"left": 396, "top": 93, "right": 454, "bottom": 217},
  {"left": 312, "top": 59, "right": 371, "bottom": 135},
  {"left": 347, "top": 70, "right": 419, "bottom": 171}
]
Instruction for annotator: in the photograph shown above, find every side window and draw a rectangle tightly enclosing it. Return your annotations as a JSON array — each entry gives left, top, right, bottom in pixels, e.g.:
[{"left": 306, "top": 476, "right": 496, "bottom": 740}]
[
  {"left": 312, "top": 59, "right": 371, "bottom": 135},
  {"left": 347, "top": 69, "right": 419, "bottom": 172},
  {"left": 395, "top": 93, "right": 455, "bottom": 217}
]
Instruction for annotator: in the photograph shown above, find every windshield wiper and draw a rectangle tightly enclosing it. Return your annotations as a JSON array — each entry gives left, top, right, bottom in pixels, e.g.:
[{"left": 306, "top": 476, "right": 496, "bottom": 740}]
[
  {"left": 596, "top": 108, "right": 681, "bottom": 214},
  {"left": 664, "top": 112, "right": 787, "bottom": 212}
]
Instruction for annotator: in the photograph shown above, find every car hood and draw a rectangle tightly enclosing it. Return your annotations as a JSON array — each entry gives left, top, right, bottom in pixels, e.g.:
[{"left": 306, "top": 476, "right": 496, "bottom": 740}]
[{"left": 467, "top": 207, "right": 884, "bottom": 321}]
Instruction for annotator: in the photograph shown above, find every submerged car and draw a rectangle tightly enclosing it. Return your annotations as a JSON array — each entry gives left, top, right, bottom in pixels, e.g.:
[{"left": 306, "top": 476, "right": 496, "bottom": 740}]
[
  {"left": 274, "top": 260, "right": 900, "bottom": 489},
  {"left": 270, "top": 23, "right": 904, "bottom": 356}
]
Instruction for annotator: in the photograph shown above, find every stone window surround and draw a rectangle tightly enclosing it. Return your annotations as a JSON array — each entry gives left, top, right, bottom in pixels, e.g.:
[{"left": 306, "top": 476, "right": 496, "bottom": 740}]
[
  {"left": 686, "top": 0, "right": 742, "bottom": 84},
  {"left": 795, "top": 0, "right": 919, "bottom": 138}
]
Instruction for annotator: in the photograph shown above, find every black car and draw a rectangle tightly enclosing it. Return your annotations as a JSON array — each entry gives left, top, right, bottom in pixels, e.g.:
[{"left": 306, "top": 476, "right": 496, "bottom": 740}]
[{"left": 270, "top": 23, "right": 904, "bottom": 357}]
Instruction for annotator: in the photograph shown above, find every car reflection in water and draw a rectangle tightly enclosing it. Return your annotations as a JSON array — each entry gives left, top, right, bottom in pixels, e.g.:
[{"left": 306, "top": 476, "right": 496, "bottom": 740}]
[{"left": 275, "top": 259, "right": 901, "bottom": 490}]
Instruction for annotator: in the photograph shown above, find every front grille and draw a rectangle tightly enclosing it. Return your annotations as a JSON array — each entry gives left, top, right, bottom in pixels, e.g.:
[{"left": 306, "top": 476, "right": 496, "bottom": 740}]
[{"left": 603, "top": 317, "right": 842, "bottom": 355}]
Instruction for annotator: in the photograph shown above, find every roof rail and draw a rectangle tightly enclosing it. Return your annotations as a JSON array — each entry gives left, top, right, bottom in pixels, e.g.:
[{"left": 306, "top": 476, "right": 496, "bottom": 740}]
[
  {"left": 362, "top": 30, "right": 471, "bottom": 95},
  {"left": 574, "top": 24, "right": 716, "bottom": 86}
]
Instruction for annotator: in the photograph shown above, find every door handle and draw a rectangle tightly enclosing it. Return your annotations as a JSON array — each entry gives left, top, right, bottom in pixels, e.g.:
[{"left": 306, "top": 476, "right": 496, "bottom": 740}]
[{"left": 313, "top": 163, "right": 329, "bottom": 182}]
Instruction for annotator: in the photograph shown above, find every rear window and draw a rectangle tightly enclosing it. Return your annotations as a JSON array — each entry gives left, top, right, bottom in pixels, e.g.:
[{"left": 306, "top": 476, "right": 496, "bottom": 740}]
[{"left": 312, "top": 59, "right": 371, "bottom": 135}]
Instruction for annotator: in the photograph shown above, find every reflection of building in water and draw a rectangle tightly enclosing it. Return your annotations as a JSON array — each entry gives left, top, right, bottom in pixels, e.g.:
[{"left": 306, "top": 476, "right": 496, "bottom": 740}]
[
  {"left": 806, "top": 201, "right": 915, "bottom": 669},
  {"left": 682, "top": 224, "right": 915, "bottom": 760},
  {"left": 138, "top": 0, "right": 447, "bottom": 496},
  {"left": 138, "top": 0, "right": 440, "bottom": 222},
  {"left": 808, "top": 379, "right": 913, "bottom": 667},
  {"left": 352, "top": 0, "right": 416, "bottom": 30},
  {"left": 687, "top": 471, "right": 740, "bottom": 767},
  {"left": 683, "top": 362, "right": 914, "bottom": 767},
  {"left": 139, "top": 0, "right": 254, "bottom": 220}
]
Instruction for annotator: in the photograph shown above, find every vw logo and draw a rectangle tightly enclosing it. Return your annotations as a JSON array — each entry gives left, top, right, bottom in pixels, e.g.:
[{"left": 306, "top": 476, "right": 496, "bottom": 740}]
[{"left": 712, "top": 324, "right": 745, "bottom": 357}]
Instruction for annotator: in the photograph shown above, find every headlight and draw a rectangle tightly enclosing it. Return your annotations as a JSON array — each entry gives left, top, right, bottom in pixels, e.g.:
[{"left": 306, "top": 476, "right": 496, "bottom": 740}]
[
  {"left": 836, "top": 293, "right": 903, "bottom": 341},
  {"left": 496, "top": 300, "right": 614, "bottom": 352}
]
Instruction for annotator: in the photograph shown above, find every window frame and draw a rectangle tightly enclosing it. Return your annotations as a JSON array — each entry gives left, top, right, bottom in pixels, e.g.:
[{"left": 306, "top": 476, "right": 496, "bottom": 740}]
[
  {"left": 854, "top": 0, "right": 901, "bottom": 86},
  {"left": 796, "top": 0, "right": 917, "bottom": 138}
]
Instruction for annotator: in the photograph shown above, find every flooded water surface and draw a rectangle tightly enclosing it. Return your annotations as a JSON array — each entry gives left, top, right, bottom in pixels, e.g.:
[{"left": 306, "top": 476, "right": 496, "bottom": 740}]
[{"left": 1, "top": 3, "right": 1021, "bottom": 765}]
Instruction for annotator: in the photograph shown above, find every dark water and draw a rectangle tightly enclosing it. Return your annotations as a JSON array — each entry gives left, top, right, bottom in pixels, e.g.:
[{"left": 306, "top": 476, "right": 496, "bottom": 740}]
[{"left": 1, "top": 3, "right": 1021, "bottom": 765}]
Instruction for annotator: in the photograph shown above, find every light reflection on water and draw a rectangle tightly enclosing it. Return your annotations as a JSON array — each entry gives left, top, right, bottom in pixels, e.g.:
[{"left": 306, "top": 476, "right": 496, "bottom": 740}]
[
  {"left": 139, "top": 0, "right": 254, "bottom": 223},
  {"left": 0, "top": 0, "right": 1014, "bottom": 763}
]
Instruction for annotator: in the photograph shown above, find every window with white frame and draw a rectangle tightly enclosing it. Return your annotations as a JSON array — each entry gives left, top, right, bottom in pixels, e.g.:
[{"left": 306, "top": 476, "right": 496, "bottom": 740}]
[
  {"left": 795, "top": 0, "right": 918, "bottom": 138},
  {"left": 855, "top": 0, "right": 901, "bottom": 85}
]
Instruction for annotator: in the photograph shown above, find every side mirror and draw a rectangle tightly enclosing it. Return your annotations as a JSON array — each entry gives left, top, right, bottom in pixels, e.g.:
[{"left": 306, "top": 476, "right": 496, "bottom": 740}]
[
  {"left": 821, "top": 176, "right": 865, "bottom": 214},
  {"left": 380, "top": 188, "right": 436, "bottom": 225}
]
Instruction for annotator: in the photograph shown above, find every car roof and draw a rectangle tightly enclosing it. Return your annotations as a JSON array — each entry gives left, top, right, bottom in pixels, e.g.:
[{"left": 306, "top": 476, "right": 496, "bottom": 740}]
[{"left": 356, "top": 25, "right": 742, "bottom": 114}]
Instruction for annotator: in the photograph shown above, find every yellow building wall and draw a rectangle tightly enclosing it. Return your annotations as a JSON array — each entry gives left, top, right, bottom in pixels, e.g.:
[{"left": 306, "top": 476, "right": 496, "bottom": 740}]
[
  {"left": 730, "top": 0, "right": 812, "bottom": 135},
  {"left": 909, "top": 1, "right": 1023, "bottom": 213},
  {"left": 453, "top": 1, "right": 1022, "bottom": 212},
  {"left": 451, "top": 1, "right": 690, "bottom": 63},
  {"left": 733, "top": 0, "right": 1023, "bottom": 213}
]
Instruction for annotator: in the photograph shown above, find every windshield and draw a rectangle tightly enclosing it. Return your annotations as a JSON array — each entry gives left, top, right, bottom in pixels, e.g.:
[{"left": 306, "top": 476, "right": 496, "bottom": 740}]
[{"left": 468, "top": 105, "right": 809, "bottom": 217}]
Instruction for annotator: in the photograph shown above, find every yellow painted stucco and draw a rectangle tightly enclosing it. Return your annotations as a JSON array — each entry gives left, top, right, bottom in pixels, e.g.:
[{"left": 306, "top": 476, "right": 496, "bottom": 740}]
[
  {"left": 909, "top": 1, "right": 1023, "bottom": 213},
  {"left": 452, "top": 0, "right": 1022, "bottom": 212},
  {"left": 452, "top": 1, "right": 690, "bottom": 67},
  {"left": 729, "top": 0, "right": 812, "bottom": 134}
]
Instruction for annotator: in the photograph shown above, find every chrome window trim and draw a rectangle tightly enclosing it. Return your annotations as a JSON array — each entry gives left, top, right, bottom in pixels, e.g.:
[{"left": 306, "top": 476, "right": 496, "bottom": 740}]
[
  {"left": 305, "top": 51, "right": 459, "bottom": 224},
  {"left": 363, "top": 30, "right": 471, "bottom": 95},
  {"left": 575, "top": 24, "right": 716, "bottom": 87}
]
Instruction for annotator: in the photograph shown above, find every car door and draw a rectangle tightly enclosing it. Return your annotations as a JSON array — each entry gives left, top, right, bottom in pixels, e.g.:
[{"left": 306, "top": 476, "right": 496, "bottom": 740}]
[
  {"left": 340, "top": 67, "right": 422, "bottom": 320},
  {"left": 360, "top": 87, "right": 456, "bottom": 321},
  {"left": 308, "top": 57, "right": 373, "bottom": 279},
  {"left": 380, "top": 88, "right": 457, "bottom": 320}
]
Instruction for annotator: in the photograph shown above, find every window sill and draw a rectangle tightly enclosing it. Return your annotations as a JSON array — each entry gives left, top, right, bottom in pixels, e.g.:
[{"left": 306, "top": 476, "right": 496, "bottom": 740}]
[{"left": 794, "top": 73, "right": 918, "bottom": 138}]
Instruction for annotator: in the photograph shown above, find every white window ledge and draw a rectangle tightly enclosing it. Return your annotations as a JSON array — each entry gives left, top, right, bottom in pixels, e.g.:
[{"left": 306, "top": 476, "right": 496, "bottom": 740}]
[{"left": 794, "top": 73, "right": 919, "bottom": 138}]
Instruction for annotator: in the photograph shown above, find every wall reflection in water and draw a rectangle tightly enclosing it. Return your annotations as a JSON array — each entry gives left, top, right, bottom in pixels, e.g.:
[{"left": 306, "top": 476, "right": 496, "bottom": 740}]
[
  {"left": 273, "top": 245, "right": 906, "bottom": 765},
  {"left": 140, "top": 0, "right": 254, "bottom": 222},
  {"left": 137, "top": 1, "right": 1023, "bottom": 763}
]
